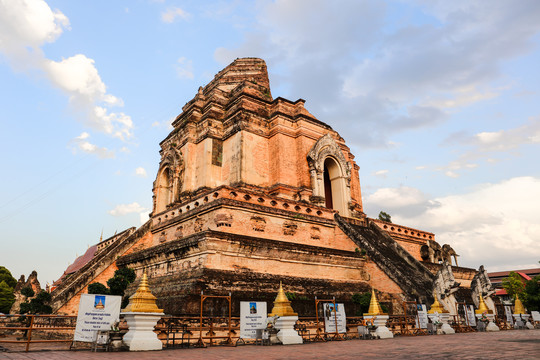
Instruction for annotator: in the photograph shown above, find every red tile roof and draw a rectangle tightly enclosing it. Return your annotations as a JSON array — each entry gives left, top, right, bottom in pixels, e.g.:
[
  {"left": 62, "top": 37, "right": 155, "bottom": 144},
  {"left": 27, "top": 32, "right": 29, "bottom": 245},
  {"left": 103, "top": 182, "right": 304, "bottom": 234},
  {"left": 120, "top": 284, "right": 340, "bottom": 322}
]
[{"left": 53, "top": 245, "right": 97, "bottom": 286}]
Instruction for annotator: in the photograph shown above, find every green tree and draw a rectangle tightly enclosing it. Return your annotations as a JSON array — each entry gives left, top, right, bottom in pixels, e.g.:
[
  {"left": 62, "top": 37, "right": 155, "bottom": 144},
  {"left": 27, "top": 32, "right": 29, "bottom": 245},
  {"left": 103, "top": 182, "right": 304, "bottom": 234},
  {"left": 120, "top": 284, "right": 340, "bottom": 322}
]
[
  {"left": 352, "top": 291, "right": 388, "bottom": 315},
  {"left": 285, "top": 292, "right": 297, "bottom": 301},
  {"left": 501, "top": 271, "right": 525, "bottom": 299},
  {"left": 523, "top": 275, "right": 540, "bottom": 312},
  {"left": 0, "top": 266, "right": 17, "bottom": 289},
  {"left": 352, "top": 292, "right": 376, "bottom": 315},
  {"left": 87, "top": 268, "right": 136, "bottom": 308},
  {"left": 378, "top": 211, "right": 392, "bottom": 223},
  {"left": 88, "top": 283, "right": 109, "bottom": 295},
  {"left": 19, "top": 290, "right": 52, "bottom": 314},
  {"left": 107, "top": 268, "right": 136, "bottom": 296},
  {"left": 21, "top": 286, "right": 35, "bottom": 298},
  {"left": 0, "top": 281, "right": 15, "bottom": 313},
  {"left": 114, "top": 268, "right": 136, "bottom": 283}
]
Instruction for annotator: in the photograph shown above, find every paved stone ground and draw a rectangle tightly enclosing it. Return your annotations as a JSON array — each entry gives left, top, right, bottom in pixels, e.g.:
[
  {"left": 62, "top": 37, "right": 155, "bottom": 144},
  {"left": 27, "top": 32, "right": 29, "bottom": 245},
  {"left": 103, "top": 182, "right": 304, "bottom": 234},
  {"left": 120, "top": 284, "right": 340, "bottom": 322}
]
[{"left": 1, "top": 330, "right": 539, "bottom": 360}]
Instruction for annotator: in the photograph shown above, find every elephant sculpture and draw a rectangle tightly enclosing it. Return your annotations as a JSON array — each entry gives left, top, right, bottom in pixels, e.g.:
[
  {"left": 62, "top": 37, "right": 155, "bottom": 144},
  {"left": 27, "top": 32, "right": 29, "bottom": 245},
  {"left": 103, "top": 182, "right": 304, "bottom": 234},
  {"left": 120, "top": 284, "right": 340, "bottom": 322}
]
[{"left": 442, "top": 244, "right": 459, "bottom": 267}]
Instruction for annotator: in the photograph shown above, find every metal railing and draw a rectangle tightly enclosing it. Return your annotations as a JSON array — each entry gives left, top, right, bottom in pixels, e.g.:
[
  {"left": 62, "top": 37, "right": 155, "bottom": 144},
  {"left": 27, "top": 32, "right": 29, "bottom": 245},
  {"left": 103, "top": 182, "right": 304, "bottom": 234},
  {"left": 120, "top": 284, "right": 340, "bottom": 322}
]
[
  {"left": 2, "top": 312, "right": 491, "bottom": 352},
  {"left": 0, "top": 314, "right": 77, "bottom": 352}
]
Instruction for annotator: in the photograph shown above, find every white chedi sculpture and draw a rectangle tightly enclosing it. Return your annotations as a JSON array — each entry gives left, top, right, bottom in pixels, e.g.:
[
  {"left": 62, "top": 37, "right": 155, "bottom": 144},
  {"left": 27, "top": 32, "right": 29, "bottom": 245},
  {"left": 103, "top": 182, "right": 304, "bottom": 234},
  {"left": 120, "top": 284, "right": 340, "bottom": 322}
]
[
  {"left": 475, "top": 294, "right": 499, "bottom": 332},
  {"left": 267, "top": 282, "right": 303, "bottom": 345},
  {"left": 513, "top": 295, "right": 534, "bottom": 329},
  {"left": 121, "top": 272, "right": 165, "bottom": 351},
  {"left": 363, "top": 289, "right": 393, "bottom": 339},
  {"left": 427, "top": 293, "right": 454, "bottom": 334}
]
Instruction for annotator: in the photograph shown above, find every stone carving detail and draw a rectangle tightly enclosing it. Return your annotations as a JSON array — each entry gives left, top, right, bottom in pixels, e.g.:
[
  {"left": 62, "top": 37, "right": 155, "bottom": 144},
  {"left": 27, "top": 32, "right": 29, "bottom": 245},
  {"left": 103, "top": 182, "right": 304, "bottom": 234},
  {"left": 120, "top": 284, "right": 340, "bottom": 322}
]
[
  {"left": 421, "top": 240, "right": 459, "bottom": 266},
  {"left": 310, "top": 226, "right": 320, "bottom": 240},
  {"left": 421, "top": 239, "right": 444, "bottom": 263},
  {"left": 307, "top": 134, "right": 351, "bottom": 179},
  {"left": 153, "top": 142, "right": 185, "bottom": 213},
  {"left": 251, "top": 216, "right": 266, "bottom": 232},
  {"left": 433, "top": 262, "right": 461, "bottom": 314},
  {"left": 214, "top": 212, "right": 233, "bottom": 227},
  {"left": 471, "top": 265, "right": 496, "bottom": 308},
  {"left": 282, "top": 220, "right": 298, "bottom": 236},
  {"left": 306, "top": 134, "right": 352, "bottom": 216},
  {"left": 442, "top": 244, "right": 459, "bottom": 266},
  {"left": 194, "top": 218, "right": 204, "bottom": 233},
  {"left": 360, "top": 268, "right": 371, "bottom": 281},
  {"left": 434, "top": 262, "right": 461, "bottom": 299},
  {"left": 174, "top": 226, "right": 183, "bottom": 239},
  {"left": 159, "top": 231, "right": 167, "bottom": 243}
]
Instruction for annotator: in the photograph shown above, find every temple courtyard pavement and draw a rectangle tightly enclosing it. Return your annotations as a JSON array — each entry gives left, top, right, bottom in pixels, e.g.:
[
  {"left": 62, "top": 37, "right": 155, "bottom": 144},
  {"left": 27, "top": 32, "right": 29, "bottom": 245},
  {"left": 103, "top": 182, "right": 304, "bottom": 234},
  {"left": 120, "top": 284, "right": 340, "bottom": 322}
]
[{"left": 1, "top": 329, "right": 539, "bottom": 359}]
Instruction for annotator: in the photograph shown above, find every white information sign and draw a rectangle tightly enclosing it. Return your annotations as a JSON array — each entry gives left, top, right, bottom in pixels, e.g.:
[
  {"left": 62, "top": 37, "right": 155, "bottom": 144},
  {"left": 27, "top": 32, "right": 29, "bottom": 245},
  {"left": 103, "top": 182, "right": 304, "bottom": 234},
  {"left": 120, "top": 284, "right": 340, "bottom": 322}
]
[
  {"left": 504, "top": 306, "right": 514, "bottom": 324},
  {"left": 466, "top": 305, "right": 476, "bottom": 326},
  {"left": 74, "top": 294, "right": 122, "bottom": 342},
  {"left": 531, "top": 311, "right": 540, "bottom": 322},
  {"left": 416, "top": 304, "right": 428, "bottom": 329},
  {"left": 323, "top": 303, "right": 346, "bottom": 334},
  {"left": 240, "top": 301, "right": 267, "bottom": 339}
]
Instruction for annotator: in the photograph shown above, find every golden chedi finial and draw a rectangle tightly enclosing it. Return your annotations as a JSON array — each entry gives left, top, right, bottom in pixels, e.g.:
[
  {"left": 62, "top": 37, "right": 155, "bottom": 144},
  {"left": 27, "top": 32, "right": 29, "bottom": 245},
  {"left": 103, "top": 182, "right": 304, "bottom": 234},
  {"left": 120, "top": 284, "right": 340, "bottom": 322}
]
[
  {"left": 122, "top": 271, "right": 163, "bottom": 313},
  {"left": 268, "top": 281, "right": 297, "bottom": 317},
  {"left": 428, "top": 292, "right": 448, "bottom": 314},
  {"left": 364, "top": 288, "right": 385, "bottom": 316},
  {"left": 514, "top": 294, "right": 526, "bottom": 314},
  {"left": 475, "top": 294, "right": 491, "bottom": 314}
]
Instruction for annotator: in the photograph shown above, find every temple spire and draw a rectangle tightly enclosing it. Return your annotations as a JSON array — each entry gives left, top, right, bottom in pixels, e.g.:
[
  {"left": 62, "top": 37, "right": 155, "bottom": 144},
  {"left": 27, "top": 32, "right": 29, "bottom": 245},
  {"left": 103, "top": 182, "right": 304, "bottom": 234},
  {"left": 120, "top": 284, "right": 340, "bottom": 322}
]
[
  {"left": 514, "top": 294, "right": 526, "bottom": 314},
  {"left": 268, "top": 281, "right": 297, "bottom": 317},
  {"left": 475, "top": 294, "right": 490, "bottom": 314},
  {"left": 364, "top": 288, "right": 385, "bottom": 315},
  {"left": 428, "top": 291, "right": 448, "bottom": 314},
  {"left": 122, "top": 271, "right": 163, "bottom": 313}
]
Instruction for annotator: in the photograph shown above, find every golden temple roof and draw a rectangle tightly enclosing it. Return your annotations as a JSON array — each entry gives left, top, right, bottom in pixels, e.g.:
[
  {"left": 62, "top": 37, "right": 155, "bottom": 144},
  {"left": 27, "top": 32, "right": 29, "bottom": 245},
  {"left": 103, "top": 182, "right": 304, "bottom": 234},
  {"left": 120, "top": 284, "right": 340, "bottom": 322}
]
[
  {"left": 268, "top": 282, "right": 297, "bottom": 317},
  {"left": 364, "top": 288, "right": 386, "bottom": 316},
  {"left": 122, "top": 272, "right": 163, "bottom": 313}
]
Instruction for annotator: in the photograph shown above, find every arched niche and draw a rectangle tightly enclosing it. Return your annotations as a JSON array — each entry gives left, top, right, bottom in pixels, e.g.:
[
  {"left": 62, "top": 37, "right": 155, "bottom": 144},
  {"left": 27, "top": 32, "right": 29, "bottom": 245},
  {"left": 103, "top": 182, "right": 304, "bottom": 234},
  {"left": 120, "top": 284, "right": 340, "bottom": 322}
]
[
  {"left": 307, "top": 134, "right": 352, "bottom": 216},
  {"left": 153, "top": 144, "right": 185, "bottom": 214},
  {"left": 155, "top": 167, "right": 172, "bottom": 214}
]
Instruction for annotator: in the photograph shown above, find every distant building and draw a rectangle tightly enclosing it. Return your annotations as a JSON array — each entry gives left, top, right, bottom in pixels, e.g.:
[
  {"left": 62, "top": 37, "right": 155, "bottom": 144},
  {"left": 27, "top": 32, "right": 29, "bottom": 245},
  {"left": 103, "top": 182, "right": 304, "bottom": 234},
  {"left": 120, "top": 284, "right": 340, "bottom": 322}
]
[{"left": 488, "top": 268, "right": 540, "bottom": 304}]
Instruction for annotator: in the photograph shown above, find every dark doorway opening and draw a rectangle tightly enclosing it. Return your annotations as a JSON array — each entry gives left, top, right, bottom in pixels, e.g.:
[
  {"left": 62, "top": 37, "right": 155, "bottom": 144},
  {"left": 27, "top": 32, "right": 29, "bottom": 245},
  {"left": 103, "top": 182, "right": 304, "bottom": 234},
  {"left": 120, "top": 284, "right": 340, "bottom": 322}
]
[{"left": 324, "top": 165, "right": 333, "bottom": 209}]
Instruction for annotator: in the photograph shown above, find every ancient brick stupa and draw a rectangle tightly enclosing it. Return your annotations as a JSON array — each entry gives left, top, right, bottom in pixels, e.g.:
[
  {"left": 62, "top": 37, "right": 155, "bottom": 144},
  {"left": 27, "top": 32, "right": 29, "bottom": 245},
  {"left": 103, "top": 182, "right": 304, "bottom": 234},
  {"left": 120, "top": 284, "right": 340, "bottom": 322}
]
[{"left": 50, "top": 58, "right": 485, "bottom": 317}]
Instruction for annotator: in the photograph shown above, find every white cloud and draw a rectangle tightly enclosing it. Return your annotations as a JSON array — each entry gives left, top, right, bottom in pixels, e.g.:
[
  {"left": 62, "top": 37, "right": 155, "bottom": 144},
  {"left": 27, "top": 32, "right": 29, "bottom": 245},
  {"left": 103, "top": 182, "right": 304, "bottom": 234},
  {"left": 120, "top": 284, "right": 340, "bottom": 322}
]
[
  {"left": 109, "top": 202, "right": 150, "bottom": 225},
  {"left": 472, "top": 117, "right": 540, "bottom": 152},
  {"left": 108, "top": 202, "right": 146, "bottom": 216},
  {"left": 135, "top": 167, "right": 147, "bottom": 177},
  {"left": 46, "top": 55, "right": 106, "bottom": 100},
  {"left": 421, "top": 88, "right": 499, "bottom": 109},
  {"left": 373, "top": 169, "right": 388, "bottom": 178},
  {"left": 175, "top": 57, "right": 194, "bottom": 80},
  {"left": 215, "top": 0, "right": 540, "bottom": 149},
  {"left": 139, "top": 211, "right": 151, "bottom": 224},
  {"left": 0, "top": 0, "right": 69, "bottom": 64},
  {"left": 161, "top": 7, "right": 190, "bottom": 23},
  {"left": 0, "top": 0, "right": 133, "bottom": 147},
  {"left": 367, "top": 186, "right": 428, "bottom": 207},
  {"left": 438, "top": 116, "right": 540, "bottom": 176},
  {"left": 69, "top": 132, "right": 114, "bottom": 159},
  {"left": 45, "top": 55, "right": 133, "bottom": 140},
  {"left": 366, "top": 177, "right": 540, "bottom": 271}
]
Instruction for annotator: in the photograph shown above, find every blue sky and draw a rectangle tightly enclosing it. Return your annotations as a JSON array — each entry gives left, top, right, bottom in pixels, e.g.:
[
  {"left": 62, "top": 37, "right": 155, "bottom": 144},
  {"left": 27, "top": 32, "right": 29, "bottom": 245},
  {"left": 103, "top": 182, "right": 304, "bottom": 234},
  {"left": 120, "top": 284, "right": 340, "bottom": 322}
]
[{"left": 1, "top": 0, "right": 540, "bottom": 286}]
